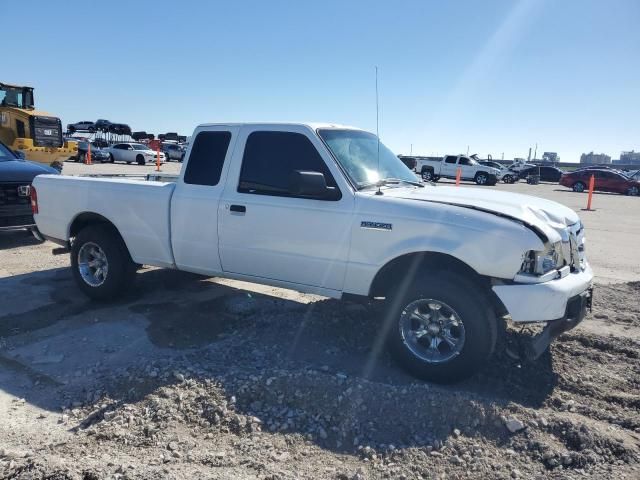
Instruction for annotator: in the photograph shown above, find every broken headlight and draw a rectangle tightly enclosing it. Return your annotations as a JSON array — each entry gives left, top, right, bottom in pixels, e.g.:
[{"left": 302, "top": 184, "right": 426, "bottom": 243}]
[{"left": 520, "top": 242, "right": 563, "bottom": 275}]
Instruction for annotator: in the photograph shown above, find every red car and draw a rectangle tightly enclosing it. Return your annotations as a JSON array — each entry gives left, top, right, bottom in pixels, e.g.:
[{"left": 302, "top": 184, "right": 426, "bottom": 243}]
[{"left": 560, "top": 169, "right": 640, "bottom": 196}]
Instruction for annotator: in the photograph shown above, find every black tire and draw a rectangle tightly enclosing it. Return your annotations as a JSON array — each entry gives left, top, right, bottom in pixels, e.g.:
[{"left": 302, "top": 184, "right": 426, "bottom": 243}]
[
  {"left": 75, "top": 153, "right": 82, "bottom": 163},
  {"left": 136, "top": 154, "right": 145, "bottom": 166},
  {"left": 626, "top": 186, "right": 639, "bottom": 196},
  {"left": 421, "top": 168, "right": 435, "bottom": 182},
  {"left": 71, "top": 224, "right": 136, "bottom": 301},
  {"left": 503, "top": 174, "right": 514, "bottom": 184},
  {"left": 384, "top": 271, "right": 497, "bottom": 383},
  {"left": 475, "top": 172, "right": 489, "bottom": 185},
  {"left": 109, "top": 153, "right": 115, "bottom": 163},
  {"left": 572, "top": 181, "right": 586, "bottom": 193}
]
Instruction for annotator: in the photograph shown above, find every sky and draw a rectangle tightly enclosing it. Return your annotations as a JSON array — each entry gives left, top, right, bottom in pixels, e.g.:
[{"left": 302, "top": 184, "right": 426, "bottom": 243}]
[{"left": 5, "top": 0, "right": 639, "bottom": 162}]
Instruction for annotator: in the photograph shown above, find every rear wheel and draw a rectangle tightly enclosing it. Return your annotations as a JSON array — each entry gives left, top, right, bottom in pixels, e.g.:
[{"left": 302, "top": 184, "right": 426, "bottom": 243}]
[
  {"left": 421, "top": 169, "right": 435, "bottom": 182},
  {"left": 383, "top": 272, "right": 497, "bottom": 383},
  {"left": 503, "top": 174, "right": 514, "bottom": 184},
  {"left": 136, "top": 154, "right": 145, "bottom": 166},
  {"left": 572, "top": 181, "right": 586, "bottom": 193},
  {"left": 71, "top": 225, "right": 136, "bottom": 301}
]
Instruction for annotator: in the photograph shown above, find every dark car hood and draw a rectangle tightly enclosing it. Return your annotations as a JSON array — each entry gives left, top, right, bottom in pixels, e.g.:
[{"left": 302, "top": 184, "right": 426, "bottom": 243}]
[{"left": 0, "top": 159, "right": 59, "bottom": 182}]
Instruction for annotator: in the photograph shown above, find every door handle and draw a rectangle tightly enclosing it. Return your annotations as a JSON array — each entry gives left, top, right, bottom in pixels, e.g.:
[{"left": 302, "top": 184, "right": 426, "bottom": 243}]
[{"left": 230, "top": 204, "right": 246, "bottom": 213}]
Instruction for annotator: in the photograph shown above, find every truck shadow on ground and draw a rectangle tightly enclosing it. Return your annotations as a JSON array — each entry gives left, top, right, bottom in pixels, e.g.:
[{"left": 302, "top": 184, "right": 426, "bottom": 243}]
[
  {"left": 0, "top": 266, "right": 558, "bottom": 455},
  {"left": 0, "top": 230, "right": 44, "bottom": 250}
]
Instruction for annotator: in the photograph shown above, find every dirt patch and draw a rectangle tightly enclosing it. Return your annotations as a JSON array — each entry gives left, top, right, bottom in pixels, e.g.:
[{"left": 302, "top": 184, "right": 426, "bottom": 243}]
[{"left": 1, "top": 273, "right": 639, "bottom": 479}]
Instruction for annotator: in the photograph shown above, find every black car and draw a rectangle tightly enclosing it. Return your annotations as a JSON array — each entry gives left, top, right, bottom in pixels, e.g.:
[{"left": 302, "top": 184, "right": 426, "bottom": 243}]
[
  {"left": 76, "top": 141, "right": 111, "bottom": 163},
  {"left": 95, "top": 119, "right": 112, "bottom": 132},
  {"left": 519, "top": 165, "right": 564, "bottom": 182},
  {"left": 0, "top": 140, "right": 58, "bottom": 235}
]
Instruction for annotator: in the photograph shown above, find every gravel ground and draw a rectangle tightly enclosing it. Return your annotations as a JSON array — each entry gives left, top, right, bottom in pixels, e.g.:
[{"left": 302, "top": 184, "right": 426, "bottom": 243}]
[{"left": 0, "top": 164, "right": 639, "bottom": 479}]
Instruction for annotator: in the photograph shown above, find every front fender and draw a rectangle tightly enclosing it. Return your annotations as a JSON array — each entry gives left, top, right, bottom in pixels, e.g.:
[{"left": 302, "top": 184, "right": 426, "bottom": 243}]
[{"left": 343, "top": 200, "right": 544, "bottom": 296}]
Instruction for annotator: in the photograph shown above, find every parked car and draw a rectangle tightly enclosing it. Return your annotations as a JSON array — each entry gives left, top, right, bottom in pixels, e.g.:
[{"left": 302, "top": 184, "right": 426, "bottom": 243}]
[
  {"left": 507, "top": 159, "right": 537, "bottom": 173},
  {"left": 0, "top": 140, "right": 58, "bottom": 236},
  {"left": 418, "top": 154, "right": 503, "bottom": 185},
  {"left": 33, "top": 122, "right": 593, "bottom": 383},
  {"left": 76, "top": 141, "right": 111, "bottom": 163},
  {"left": 67, "top": 121, "right": 95, "bottom": 133},
  {"left": 479, "top": 160, "right": 518, "bottom": 183},
  {"left": 106, "top": 143, "right": 165, "bottom": 165},
  {"left": 624, "top": 169, "right": 639, "bottom": 181},
  {"left": 560, "top": 169, "right": 640, "bottom": 195},
  {"left": 518, "top": 165, "right": 564, "bottom": 183},
  {"left": 162, "top": 143, "right": 186, "bottom": 162}
]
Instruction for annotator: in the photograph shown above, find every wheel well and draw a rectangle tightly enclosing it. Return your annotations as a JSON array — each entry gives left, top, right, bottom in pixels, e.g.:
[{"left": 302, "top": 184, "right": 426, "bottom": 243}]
[
  {"left": 421, "top": 166, "right": 433, "bottom": 173},
  {"left": 369, "top": 252, "right": 507, "bottom": 315},
  {"left": 69, "top": 212, "right": 117, "bottom": 239}
]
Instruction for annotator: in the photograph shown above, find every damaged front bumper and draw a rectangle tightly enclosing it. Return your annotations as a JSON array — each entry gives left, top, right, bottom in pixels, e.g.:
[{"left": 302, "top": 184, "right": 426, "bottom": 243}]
[
  {"left": 492, "top": 263, "right": 593, "bottom": 359},
  {"left": 492, "top": 263, "right": 593, "bottom": 322},
  {"left": 525, "top": 286, "right": 593, "bottom": 359}
]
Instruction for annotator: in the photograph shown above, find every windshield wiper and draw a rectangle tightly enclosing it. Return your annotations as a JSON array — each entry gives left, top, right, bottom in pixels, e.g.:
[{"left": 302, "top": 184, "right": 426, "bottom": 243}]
[
  {"left": 357, "top": 178, "right": 425, "bottom": 190},
  {"left": 379, "top": 178, "right": 424, "bottom": 187}
]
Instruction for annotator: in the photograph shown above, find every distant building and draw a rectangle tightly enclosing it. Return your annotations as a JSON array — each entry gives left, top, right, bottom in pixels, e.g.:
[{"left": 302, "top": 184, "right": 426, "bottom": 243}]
[
  {"left": 541, "top": 152, "right": 559, "bottom": 163},
  {"left": 580, "top": 152, "right": 611, "bottom": 164},
  {"left": 620, "top": 150, "right": 640, "bottom": 165}
]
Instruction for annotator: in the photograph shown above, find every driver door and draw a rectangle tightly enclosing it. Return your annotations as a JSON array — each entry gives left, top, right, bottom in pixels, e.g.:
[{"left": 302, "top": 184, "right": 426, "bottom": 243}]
[{"left": 218, "top": 126, "right": 355, "bottom": 292}]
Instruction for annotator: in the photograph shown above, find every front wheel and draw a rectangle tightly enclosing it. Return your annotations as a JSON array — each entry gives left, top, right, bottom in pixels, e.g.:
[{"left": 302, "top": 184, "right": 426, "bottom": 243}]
[
  {"left": 71, "top": 225, "right": 136, "bottom": 301},
  {"left": 384, "top": 272, "right": 497, "bottom": 383},
  {"left": 109, "top": 153, "right": 115, "bottom": 163},
  {"left": 572, "top": 181, "right": 586, "bottom": 193},
  {"left": 626, "top": 186, "right": 639, "bottom": 196},
  {"left": 136, "top": 154, "right": 145, "bottom": 166},
  {"left": 503, "top": 175, "right": 514, "bottom": 184}
]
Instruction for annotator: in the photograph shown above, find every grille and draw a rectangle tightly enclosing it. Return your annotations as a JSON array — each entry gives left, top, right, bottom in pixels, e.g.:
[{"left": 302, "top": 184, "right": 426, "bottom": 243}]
[
  {"left": 568, "top": 222, "right": 586, "bottom": 271},
  {"left": 0, "top": 183, "right": 31, "bottom": 207},
  {"left": 29, "top": 115, "right": 63, "bottom": 148}
]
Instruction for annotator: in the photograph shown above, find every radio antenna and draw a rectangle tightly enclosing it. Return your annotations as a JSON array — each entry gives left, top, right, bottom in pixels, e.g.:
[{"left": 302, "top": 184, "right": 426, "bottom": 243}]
[{"left": 375, "top": 66, "right": 382, "bottom": 195}]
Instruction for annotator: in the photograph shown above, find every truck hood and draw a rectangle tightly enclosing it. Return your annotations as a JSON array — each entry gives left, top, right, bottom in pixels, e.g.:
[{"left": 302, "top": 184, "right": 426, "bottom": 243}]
[
  {"left": 380, "top": 185, "right": 580, "bottom": 243},
  {"left": 0, "top": 159, "right": 59, "bottom": 182}
]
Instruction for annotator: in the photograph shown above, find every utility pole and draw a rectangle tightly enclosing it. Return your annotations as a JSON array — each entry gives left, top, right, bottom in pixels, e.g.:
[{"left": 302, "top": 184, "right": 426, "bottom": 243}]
[
  {"left": 466, "top": 145, "right": 469, "bottom": 155},
  {"left": 533, "top": 143, "right": 538, "bottom": 161},
  {"left": 410, "top": 143, "right": 413, "bottom": 155}
]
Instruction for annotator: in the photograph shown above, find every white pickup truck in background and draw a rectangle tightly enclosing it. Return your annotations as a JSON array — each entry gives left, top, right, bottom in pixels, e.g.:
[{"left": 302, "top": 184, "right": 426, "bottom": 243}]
[
  {"left": 417, "top": 154, "right": 504, "bottom": 185},
  {"left": 32, "top": 122, "right": 593, "bottom": 383}
]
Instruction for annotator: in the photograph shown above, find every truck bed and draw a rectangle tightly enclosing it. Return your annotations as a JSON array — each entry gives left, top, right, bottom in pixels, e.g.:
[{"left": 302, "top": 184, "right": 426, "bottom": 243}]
[{"left": 33, "top": 175, "right": 177, "bottom": 267}]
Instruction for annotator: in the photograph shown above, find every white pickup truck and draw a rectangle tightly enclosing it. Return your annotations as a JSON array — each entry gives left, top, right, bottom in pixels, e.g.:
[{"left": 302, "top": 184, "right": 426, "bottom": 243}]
[
  {"left": 417, "top": 154, "right": 504, "bottom": 185},
  {"left": 32, "top": 123, "right": 593, "bottom": 383}
]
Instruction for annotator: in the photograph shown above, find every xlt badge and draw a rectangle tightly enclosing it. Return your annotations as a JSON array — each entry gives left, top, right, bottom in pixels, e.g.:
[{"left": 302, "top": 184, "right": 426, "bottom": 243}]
[{"left": 361, "top": 221, "right": 392, "bottom": 231}]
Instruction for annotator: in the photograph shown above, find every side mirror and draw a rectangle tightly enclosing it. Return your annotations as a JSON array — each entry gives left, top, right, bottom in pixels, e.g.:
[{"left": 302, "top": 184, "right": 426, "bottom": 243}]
[
  {"left": 14, "top": 150, "right": 25, "bottom": 159},
  {"left": 288, "top": 170, "right": 339, "bottom": 200}
]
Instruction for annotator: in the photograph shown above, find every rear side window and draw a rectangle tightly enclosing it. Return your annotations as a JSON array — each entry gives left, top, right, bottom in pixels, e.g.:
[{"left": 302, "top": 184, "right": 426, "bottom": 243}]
[
  {"left": 445, "top": 156, "right": 457, "bottom": 164},
  {"left": 184, "top": 131, "right": 232, "bottom": 186},
  {"left": 238, "top": 131, "right": 339, "bottom": 198}
]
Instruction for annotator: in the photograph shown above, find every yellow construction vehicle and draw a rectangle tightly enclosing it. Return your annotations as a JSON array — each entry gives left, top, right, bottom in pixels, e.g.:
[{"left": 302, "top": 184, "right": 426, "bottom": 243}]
[{"left": 0, "top": 82, "right": 77, "bottom": 168}]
